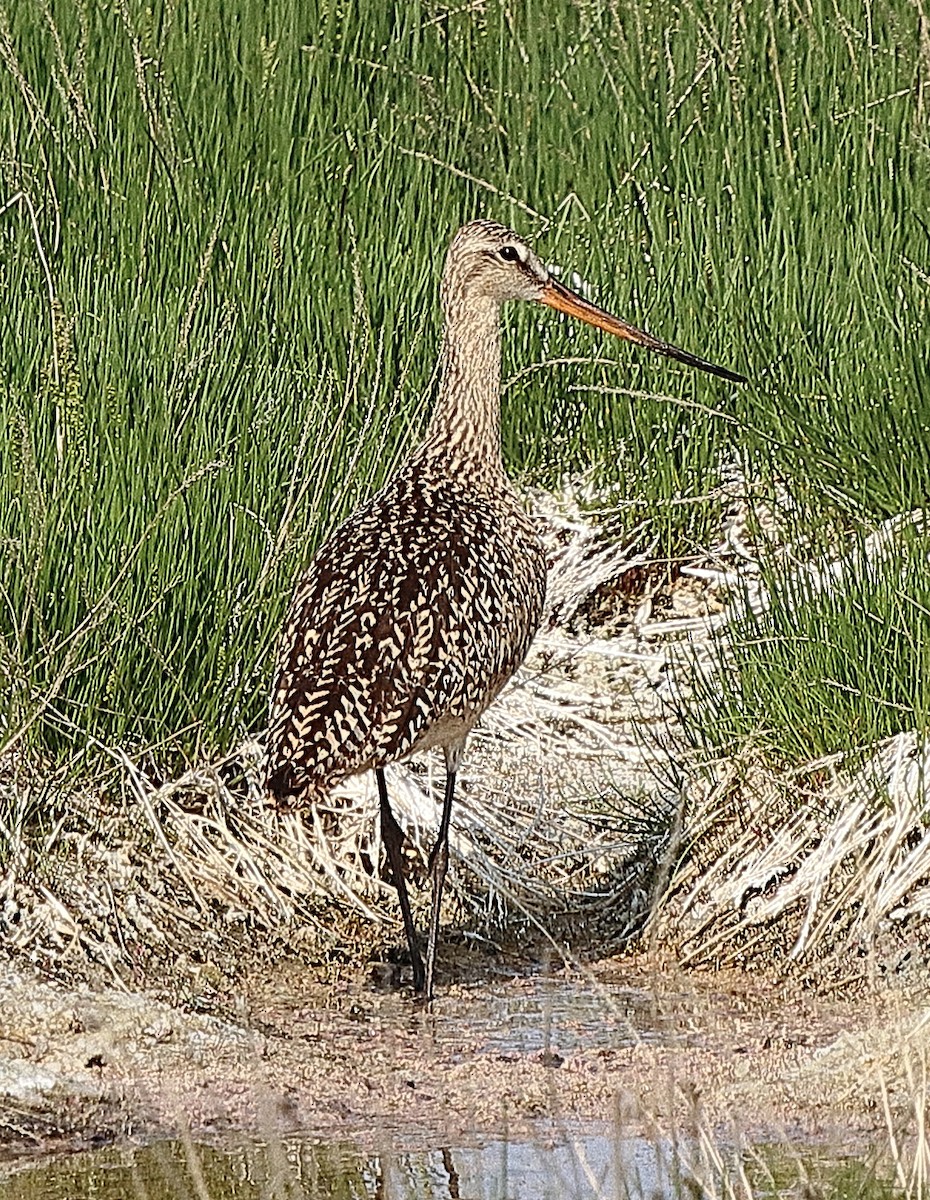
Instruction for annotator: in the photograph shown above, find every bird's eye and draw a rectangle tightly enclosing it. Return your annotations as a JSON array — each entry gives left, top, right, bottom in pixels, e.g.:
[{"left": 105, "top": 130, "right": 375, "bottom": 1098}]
[{"left": 498, "top": 245, "right": 520, "bottom": 262}]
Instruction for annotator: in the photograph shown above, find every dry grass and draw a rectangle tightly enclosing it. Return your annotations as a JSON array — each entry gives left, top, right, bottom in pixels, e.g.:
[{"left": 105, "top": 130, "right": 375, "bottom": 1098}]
[
  {"left": 658, "top": 732, "right": 930, "bottom": 975},
  {"left": 0, "top": 486, "right": 690, "bottom": 985},
  {"left": 3, "top": 487, "right": 930, "bottom": 995},
  {"left": 653, "top": 508, "right": 930, "bottom": 978}
]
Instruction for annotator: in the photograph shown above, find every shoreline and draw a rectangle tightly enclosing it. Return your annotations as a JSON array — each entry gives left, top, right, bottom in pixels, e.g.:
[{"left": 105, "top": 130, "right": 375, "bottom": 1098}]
[{"left": 0, "top": 951, "right": 921, "bottom": 1169}]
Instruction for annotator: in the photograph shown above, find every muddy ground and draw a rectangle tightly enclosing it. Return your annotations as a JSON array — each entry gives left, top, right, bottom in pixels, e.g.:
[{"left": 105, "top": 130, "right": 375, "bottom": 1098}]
[{"left": 0, "top": 947, "right": 925, "bottom": 1167}]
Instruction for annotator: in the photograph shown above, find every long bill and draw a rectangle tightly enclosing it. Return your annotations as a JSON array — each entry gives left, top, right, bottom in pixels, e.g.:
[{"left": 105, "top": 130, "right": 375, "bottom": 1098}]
[{"left": 539, "top": 278, "right": 747, "bottom": 385}]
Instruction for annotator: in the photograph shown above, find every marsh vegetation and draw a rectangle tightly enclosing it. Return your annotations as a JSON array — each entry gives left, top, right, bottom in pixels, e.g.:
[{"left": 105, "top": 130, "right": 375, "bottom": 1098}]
[{"left": 0, "top": 0, "right": 929, "bottom": 1190}]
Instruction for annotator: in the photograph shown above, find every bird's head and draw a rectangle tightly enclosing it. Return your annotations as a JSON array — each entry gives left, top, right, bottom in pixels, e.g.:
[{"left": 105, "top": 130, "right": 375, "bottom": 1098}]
[
  {"left": 443, "top": 219, "right": 746, "bottom": 385},
  {"left": 442, "top": 220, "right": 550, "bottom": 304}
]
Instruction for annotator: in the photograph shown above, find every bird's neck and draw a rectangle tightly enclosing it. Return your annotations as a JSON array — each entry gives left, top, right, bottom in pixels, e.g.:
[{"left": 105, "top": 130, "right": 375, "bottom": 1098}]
[{"left": 416, "top": 295, "right": 507, "bottom": 486}]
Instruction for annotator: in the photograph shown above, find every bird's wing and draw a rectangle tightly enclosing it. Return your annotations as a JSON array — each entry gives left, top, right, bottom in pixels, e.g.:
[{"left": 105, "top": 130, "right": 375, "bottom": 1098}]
[{"left": 265, "top": 478, "right": 543, "bottom": 805}]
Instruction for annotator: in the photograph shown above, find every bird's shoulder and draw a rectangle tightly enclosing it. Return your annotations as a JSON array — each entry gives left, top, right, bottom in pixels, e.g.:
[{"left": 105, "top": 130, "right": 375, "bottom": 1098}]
[{"left": 290, "top": 467, "right": 542, "bottom": 611}]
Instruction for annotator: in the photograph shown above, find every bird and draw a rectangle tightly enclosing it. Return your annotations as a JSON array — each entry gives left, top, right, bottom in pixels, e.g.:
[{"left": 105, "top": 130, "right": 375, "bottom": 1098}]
[{"left": 266, "top": 219, "right": 745, "bottom": 999}]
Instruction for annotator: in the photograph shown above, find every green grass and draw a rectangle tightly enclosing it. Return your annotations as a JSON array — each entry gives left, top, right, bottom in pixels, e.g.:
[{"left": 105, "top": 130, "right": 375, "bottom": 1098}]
[
  {"left": 0, "top": 0, "right": 927, "bottom": 768},
  {"left": 690, "top": 519, "right": 930, "bottom": 764}
]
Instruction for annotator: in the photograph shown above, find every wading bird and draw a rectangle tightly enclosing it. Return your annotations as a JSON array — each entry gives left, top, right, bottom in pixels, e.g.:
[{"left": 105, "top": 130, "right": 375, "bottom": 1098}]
[{"left": 266, "top": 220, "right": 745, "bottom": 998}]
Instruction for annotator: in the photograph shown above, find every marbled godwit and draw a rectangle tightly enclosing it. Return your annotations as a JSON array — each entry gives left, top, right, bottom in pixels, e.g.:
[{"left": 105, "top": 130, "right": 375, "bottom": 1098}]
[{"left": 266, "top": 220, "right": 745, "bottom": 997}]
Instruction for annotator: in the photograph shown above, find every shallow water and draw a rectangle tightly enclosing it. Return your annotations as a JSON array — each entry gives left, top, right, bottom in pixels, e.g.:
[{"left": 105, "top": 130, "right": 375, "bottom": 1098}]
[
  {"left": 0, "top": 969, "right": 890, "bottom": 1198},
  {"left": 429, "top": 976, "right": 679, "bottom": 1056},
  {"left": 0, "top": 1132, "right": 884, "bottom": 1200},
  {"left": 0, "top": 1134, "right": 624, "bottom": 1199}
]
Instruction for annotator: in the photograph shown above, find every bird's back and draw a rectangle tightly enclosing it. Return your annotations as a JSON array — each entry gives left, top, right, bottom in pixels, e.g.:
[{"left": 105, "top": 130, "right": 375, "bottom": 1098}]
[{"left": 266, "top": 463, "right": 546, "bottom": 807}]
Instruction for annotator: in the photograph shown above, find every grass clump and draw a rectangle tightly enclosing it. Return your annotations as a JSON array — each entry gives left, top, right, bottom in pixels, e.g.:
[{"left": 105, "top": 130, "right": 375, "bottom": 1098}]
[{"left": 691, "top": 518, "right": 930, "bottom": 765}]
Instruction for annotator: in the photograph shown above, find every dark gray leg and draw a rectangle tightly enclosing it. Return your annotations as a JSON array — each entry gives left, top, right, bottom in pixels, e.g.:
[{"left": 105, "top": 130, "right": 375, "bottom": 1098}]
[
  {"left": 425, "top": 744, "right": 462, "bottom": 1000},
  {"left": 377, "top": 768, "right": 425, "bottom": 993}
]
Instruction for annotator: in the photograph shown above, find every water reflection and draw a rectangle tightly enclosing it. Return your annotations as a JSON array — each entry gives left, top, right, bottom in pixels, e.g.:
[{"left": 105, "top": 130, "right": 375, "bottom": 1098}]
[
  {"left": 0, "top": 1134, "right": 699, "bottom": 1200},
  {"left": 0, "top": 1133, "right": 885, "bottom": 1200}
]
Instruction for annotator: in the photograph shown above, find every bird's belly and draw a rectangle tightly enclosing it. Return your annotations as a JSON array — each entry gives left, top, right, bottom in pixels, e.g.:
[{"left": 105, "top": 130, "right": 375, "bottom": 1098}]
[
  {"left": 407, "top": 711, "right": 476, "bottom": 756},
  {"left": 403, "top": 526, "right": 543, "bottom": 755}
]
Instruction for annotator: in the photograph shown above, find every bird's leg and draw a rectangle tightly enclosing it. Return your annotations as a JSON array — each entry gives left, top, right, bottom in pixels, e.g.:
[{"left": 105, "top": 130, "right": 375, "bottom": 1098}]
[
  {"left": 377, "top": 768, "right": 425, "bottom": 993},
  {"left": 425, "top": 742, "right": 463, "bottom": 1000}
]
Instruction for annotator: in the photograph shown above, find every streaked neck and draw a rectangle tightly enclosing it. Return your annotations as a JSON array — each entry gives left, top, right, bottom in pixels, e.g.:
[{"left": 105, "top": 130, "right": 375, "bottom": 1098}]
[{"left": 416, "top": 295, "right": 506, "bottom": 486}]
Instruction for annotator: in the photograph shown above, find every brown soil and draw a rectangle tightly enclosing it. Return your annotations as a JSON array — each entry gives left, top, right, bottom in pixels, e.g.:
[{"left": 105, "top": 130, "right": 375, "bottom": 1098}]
[{"left": 0, "top": 949, "right": 924, "bottom": 1165}]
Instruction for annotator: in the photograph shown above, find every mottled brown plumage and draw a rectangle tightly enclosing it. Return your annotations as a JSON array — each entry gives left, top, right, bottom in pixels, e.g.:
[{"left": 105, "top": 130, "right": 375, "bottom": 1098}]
[{"left": 266, "top": 219, "right": 745, "bottom": 998}]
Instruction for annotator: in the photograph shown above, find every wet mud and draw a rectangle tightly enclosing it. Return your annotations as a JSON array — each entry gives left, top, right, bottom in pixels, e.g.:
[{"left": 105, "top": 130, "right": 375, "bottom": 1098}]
[{"left": 0, "top": 951, "right": 918, "bottom": 1173}]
